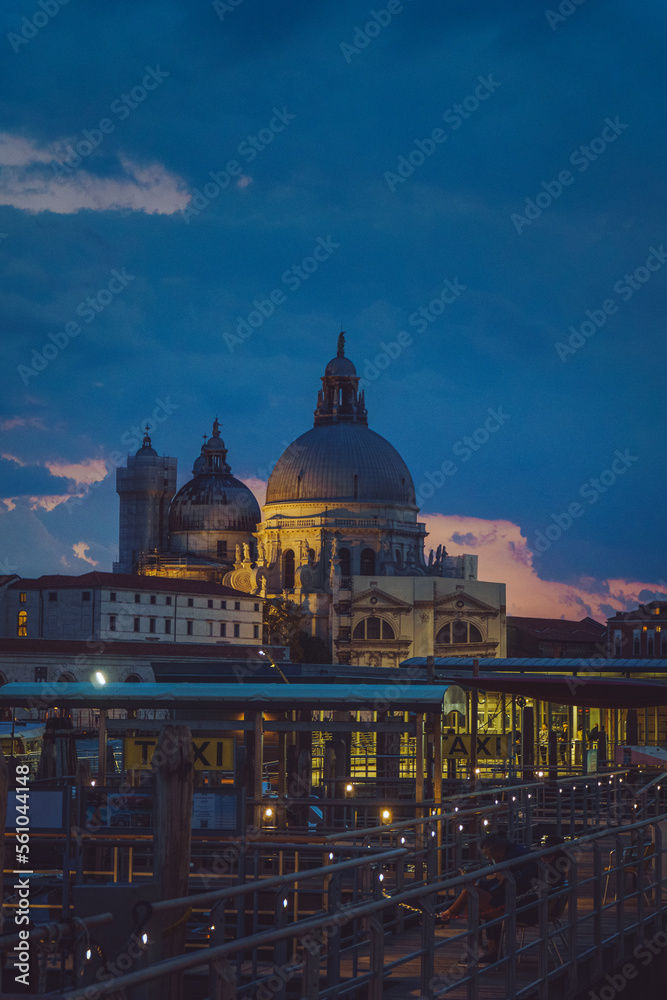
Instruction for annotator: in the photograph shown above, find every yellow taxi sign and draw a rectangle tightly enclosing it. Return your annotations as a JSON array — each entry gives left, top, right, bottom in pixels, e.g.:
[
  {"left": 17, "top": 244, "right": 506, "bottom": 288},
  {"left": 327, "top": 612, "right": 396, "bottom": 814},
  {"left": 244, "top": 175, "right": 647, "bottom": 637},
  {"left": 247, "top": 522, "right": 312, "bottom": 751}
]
[
  {"left": 124, "top": 737, "right": 234, "bottom": 771},
  {"left": 443, "top": 734, "right": 510, "bottom": 759}
]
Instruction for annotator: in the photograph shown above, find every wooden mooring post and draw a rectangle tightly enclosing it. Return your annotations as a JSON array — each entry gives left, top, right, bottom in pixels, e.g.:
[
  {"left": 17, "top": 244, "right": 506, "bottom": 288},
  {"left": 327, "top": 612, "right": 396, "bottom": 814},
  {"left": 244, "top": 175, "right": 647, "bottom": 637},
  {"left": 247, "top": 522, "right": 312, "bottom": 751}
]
[{"left": 151, "top": 725, "right": 194, "bottom": 1000}]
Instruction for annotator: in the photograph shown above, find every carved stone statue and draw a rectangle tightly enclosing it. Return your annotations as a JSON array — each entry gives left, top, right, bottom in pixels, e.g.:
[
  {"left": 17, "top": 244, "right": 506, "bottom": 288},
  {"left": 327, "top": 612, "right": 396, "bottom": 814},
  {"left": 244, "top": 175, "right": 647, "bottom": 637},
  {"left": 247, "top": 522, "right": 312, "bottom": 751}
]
[
  {"left": 243, "top": 543, "right": 251, "bottom": 562},
  {"left": 235, "top": 544, "right": 242, "bottom": 563}
]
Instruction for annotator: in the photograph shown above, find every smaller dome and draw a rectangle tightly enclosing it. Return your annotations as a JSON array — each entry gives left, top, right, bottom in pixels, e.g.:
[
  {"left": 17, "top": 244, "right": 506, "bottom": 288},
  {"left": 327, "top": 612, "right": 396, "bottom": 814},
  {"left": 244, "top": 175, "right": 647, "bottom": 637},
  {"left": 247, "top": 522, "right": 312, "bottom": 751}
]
[
  {"left": 135, "top": 432, "right": 157, "bottom": 457},
  {"left": 325, "top": 354, "right": 357, "bottom": 377}
]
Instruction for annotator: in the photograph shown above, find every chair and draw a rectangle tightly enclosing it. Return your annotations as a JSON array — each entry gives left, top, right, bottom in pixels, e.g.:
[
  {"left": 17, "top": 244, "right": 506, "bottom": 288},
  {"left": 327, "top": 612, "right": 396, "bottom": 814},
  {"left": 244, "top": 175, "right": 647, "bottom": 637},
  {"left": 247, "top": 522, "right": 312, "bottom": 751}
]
[
  {"left": 603, "top": 843, "right": 654, "bottom": 906},
  {"left": 501, "top": 886, "right": 569, "bottom": 966}
]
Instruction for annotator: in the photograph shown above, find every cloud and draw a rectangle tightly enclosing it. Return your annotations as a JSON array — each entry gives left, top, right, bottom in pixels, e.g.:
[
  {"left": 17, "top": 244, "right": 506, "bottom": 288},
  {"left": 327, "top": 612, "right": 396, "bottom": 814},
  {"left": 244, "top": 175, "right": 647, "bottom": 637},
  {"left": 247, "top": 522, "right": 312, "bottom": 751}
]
[
  {"left": 0, "top": 416, "right": 48, "bottom": 431},
  {"left": 45, "top": 459, "right": 108, "bottom": 488},
  {"left": 0, "top": 134, "right": 189, "bottom": 215},
  {"left": 72, "top": 542, "right": 98, "bottom": 566},
  {"left": 240, "top": 476, "right": 267, "bottom": 507},
  {"left": 423, "top": 513, "right": 666, "bottom": 623},
  {"left": 0, "top": 455, "right": 108, "bottom": 513}
]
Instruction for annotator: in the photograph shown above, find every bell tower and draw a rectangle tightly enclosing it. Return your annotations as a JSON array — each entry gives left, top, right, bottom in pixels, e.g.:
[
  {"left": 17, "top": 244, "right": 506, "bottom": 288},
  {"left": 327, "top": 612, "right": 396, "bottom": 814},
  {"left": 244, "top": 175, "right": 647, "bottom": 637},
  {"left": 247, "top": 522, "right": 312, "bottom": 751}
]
[{"left": 113, "top": 431, "right": 177, "bottom": 574}]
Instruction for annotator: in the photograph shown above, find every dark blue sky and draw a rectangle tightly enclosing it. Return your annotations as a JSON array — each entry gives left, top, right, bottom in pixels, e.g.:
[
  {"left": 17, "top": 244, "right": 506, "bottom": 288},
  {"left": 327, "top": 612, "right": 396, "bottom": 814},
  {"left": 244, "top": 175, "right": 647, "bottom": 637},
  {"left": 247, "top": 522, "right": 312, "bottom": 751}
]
[{"left": 0, "top": 0, "right": 665, "bottom": 617}]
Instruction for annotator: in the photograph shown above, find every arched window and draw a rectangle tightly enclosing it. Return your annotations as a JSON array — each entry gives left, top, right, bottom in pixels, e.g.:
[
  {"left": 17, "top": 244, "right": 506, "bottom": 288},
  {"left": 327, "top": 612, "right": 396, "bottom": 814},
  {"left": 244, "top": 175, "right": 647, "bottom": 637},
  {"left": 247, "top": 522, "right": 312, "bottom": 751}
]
[
  {"left": 125, "top": 674, "right": 141, "bottom": 683},
  {"left": 352, "top": 617, "right": 395, "bottom": 640},
  {"left": 436, "top": 621, "right": 483, "bottom": 644},
  {"left": 360, "top": 548, "right": 375, "bottom": 575},
  {"left": 17, "top": 610, "right": 27, "bottom": 638},
  {"left": 395, "top": 549, "right": 403, "bottom": 568},
  {"left": 283, "top": 549, "right": 295, "bottom": 589},
  {"left": 339, "top": 547, "right": 351, "bottom": 577},
  {"left": 57, "top": 672, "right": 76, "bottom": 683}
]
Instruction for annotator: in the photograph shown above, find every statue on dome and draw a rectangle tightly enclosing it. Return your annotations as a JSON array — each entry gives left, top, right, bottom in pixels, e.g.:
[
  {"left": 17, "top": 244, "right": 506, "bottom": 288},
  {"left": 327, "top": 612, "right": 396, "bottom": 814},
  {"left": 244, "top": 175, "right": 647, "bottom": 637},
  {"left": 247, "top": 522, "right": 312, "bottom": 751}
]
[{"left": 337, "top": 331, "right": 345, "bottom": 356}]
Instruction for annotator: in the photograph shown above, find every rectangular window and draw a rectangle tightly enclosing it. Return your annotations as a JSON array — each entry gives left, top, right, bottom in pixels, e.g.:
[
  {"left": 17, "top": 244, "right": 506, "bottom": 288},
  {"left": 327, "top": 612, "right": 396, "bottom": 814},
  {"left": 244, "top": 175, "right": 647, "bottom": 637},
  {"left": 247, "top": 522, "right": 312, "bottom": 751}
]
[
  {"left": 150, "top": 595, "right": 157, "bottom": 605},
  {"left": 220, "top": 623, "right": 226, "bottom": 637},
  {"left": 134, "top": 594, "right": 141, "bottom": 604},
  {"left": 187, "top": 598, "right": 194, "bottom": 608},
  {"left": 208, "top": 599, "right": 213, "bottom": 609},
  {"left": 165, "top": 595, "right": 172, "bottom": 606},
  {"left": 19, "top": 592, "right": 26, "bottom": 603},
  {"left": 109, "top": 615, "right": 116, "bottom": 632},
  {"left": 134, "top": 617, "right": 140, "bottom": 633},
  {"left": 221, "top": 600, "right": 227, "bottom": 610},
  {"left": 186, "top": 620, "right": 193, "bottom": 636},
  {"left": 48, "top": 592, "right": 57, "bottom": 602},
  {"left": 234, "top": 601, "right": 241, "bottom": 611},
  {"left": 234, "top": 624, "right": 240, "bottom": 638},
  {"left": 165, "top": 619, "right": 171, "bottom": 634},
  {"left": 253, "top": 625, "right": 259, "bottom": 639},
  {"left": 207, "top": 621, "right": 213, "bottom": 636},
  {"left": 217, "top": 540, "right": 228, "bottom": 558},
  {"left": 35, "top": 666, "right": 47, "bottom": 682},
  {"left": 110, "top": 592, "right": 117, "bottom": 602},
  {"left": 254, "top": 603, "right": 260, "bottom": 612},
  {"left": 82, "top": 591, "right": 91, "bottom": 601},
  {"left": 149, "top": 618, "right": 156, "bottom": 633}
]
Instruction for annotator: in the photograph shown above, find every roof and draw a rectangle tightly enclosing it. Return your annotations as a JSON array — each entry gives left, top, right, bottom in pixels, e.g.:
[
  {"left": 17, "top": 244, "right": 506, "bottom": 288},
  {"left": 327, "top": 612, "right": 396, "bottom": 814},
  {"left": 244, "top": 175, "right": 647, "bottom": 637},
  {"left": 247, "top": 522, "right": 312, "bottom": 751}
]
[
  {"left": 607, "top": 602, "right": 667, "bottom": 622},
  {"left": 453, "top": 674, "right": 667, "bottom": 709},
  {"left": 0, "top": 682, "right": 467, "bottom": 714},
  {"left": 402, "top": 656, "right": 667, "bottom": 671},
  {"left": 0, "top": 637, "right": 285, "bottom": 660},
  {"left": 7, "top": 571, "right": 253, "bottom": 598},
  {"left": 265, "top": 423, "right": 416, "bottom": 506},
  {"left": 506, "top": 616, "right": 606, "bottom": 642}
]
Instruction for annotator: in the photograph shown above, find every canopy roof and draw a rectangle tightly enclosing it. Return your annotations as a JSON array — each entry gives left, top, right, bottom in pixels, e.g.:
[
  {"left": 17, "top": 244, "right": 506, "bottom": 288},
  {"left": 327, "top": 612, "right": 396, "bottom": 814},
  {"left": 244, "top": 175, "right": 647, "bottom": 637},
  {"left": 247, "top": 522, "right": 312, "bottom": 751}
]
[
  {"left": 0, "top": 682, "right": 467, "bottom": 715},
  {"left": 446, "top": 674, "right": 667, "bottom": 709}
]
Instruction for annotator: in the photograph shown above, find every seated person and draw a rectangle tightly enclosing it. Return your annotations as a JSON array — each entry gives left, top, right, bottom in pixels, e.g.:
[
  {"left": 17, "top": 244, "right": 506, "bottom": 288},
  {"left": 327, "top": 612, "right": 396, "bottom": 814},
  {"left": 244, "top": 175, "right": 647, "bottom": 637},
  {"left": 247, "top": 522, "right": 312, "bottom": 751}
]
[{"left": 438, "top": 831, "right": 538, "bottom": 965}]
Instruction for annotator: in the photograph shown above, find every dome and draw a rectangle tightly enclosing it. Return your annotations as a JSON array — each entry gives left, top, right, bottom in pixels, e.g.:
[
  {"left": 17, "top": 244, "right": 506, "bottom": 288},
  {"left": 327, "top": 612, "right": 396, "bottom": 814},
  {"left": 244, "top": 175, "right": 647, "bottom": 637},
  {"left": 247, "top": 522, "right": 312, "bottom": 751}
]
[
  {"left": 169, "top": 474, "right": 260, "bottom": 532},
  {"left": 265, "top": 422, "right": 416, "bottom": 506},
  {"left": 325, "top": 354, "right": 357, "bottom": 377},
  {"left": 135, "top": 431, "right": 157, "bottom": 457}
]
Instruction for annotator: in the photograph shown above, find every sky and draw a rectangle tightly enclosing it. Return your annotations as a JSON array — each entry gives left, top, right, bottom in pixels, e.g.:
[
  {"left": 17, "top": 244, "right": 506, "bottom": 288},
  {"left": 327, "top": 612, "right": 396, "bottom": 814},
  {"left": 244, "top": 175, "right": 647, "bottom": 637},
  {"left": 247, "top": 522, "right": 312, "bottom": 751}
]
[{"left": 0, "top": 0, "right": 665, "bottom": 622}]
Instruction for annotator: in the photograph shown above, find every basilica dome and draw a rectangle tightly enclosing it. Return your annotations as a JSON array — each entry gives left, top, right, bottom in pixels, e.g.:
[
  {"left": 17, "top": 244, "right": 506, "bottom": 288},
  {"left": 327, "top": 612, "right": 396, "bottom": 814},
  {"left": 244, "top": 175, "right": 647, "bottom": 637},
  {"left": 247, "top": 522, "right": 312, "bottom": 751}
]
[
  {"left": 265, "top": 334, "right": 416, "bottom": 507},
  {"left": 168, "top": 419, "right": 260, "bottom": 535},
  {"left": 266, "top": 423, "right": 416, "bottom": 505}
]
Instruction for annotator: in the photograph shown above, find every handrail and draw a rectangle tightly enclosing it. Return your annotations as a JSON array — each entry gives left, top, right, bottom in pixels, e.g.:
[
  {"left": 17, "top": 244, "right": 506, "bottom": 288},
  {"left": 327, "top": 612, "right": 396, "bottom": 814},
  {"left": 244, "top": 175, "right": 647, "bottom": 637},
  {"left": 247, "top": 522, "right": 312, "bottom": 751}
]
[
  {"left": 147, "top": 846, "right": 407, "bottom": 916},
  {"left": 60, "top": 816, "right": 667, "bottom": 1000},
  {"left": 0, "top": 911, "right": 113, "bottom": 950}
]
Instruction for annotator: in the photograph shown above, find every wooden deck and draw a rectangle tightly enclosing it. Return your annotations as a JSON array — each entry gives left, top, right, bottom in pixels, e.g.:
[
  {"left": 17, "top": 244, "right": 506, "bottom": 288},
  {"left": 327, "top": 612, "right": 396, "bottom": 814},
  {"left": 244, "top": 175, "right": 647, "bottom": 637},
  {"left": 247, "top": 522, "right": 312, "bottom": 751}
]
[{"left": 333, "top": 827, "right": 667, "bottom": 999}]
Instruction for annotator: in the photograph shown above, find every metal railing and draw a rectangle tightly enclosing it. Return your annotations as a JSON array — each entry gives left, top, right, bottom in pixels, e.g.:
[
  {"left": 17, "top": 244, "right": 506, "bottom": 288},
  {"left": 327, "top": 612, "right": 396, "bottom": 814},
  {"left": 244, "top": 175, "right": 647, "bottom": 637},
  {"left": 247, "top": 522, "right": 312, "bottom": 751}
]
[{"left": 49, "top": 813, "right": 667, "bottom": 1000}]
